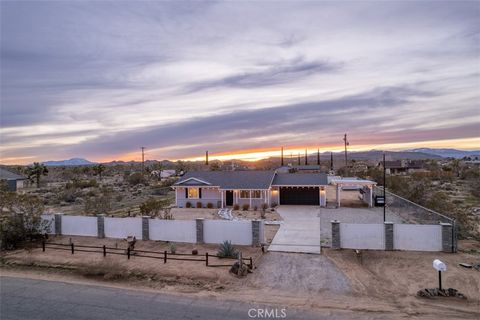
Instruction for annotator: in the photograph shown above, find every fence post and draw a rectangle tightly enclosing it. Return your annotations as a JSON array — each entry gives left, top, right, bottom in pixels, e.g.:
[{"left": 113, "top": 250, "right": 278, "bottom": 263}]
[
  {"left": 206, "top": 252, "right": 209, "bottom": 267},
  {"left": 440, "top": 223, "right": 453, "bottom": 253},
  {"left": 384, "top": 222, "right": 394, "bottom": 251},
  {"left": 127, "top": 247, "right": 130, "bottom": 259},
  {"left": 249, "top": 257, "right": 253, "bottom": 269},
  {"left": 331, "top": 220, "right": 340, "bottom": 249},
  {"left": 42, "top": 240, "right": 45, "bottom": 252},
  {"left": 142, "top": 216, "right": 150, "bottom": 241},
  {"left": 103, "top": 245, "right": 106, "bottom": 257},
  {"left": 252, "top": 220, "right": 261, "bottom": 247},
  {"left": 196, "top": 218, "right": 204, "bottom": 244},
  {"left": 70, "top": 242, "right": 74, "bottom": 254},
  {"left": 97, "top": 214, "right": 105, "bottom": 239},
  {"left": 54, "top": 214, "right": 62, "bottom": 236},
  {"left": 164, "top": 250, "right": 167, "bottom": 263}
]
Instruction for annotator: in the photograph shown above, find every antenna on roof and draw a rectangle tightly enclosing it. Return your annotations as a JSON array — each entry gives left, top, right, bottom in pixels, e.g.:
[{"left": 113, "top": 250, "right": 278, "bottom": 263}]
[
  {"left": 305, "top": 149, "right": 308, "bottom": 165},
  {"left": 205, "top": 151, "right": 209, "bottom": 165},
  {"left": 317, "top": 149, "right": 320, "bottom": 165},
  {"left": 281, "top": 147, "right": 284, "bottom": 166}
]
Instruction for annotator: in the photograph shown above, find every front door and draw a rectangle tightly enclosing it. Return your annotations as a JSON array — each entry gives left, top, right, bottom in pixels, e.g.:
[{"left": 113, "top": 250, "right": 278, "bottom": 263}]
[{"left": 226, "top": 190, "right": 234, "bottom": 206}]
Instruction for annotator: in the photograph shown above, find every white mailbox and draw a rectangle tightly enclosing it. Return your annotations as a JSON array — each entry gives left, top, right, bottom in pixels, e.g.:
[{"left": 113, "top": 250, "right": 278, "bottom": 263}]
[{"left": 433, "top": 259, "right": 446, "bottom": 272}]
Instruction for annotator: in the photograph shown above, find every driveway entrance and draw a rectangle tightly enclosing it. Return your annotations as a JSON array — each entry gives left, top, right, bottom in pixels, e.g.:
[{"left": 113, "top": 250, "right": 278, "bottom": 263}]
[{"left": 268, "top": 206, "right": 321, "bottom": 254}]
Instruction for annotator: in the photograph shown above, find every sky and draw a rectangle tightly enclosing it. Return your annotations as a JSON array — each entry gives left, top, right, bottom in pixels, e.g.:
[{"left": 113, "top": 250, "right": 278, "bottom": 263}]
[{"left": 1, "top": 1, "right": 479, "bottom": 164}]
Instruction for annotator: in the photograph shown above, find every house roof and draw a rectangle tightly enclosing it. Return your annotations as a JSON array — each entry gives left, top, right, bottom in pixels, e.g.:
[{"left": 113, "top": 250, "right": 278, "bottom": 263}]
[
  {"left": 174, "top": 171, "right": 275, "bottom": 189},
  {"left": 330, "top": 178, "right": 377, "bottom": 186},
  {"left": 0, "top": 167, "right": 26, "bottom": 180},
  {"left": 272, "top": 173, "right": 328, "bottom": 186}
]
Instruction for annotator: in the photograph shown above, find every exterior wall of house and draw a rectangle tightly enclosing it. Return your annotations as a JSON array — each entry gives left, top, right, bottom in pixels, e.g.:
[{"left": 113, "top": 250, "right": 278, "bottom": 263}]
[
  {"left": 270, "top": 187, "right": 280, "bottom": 206},
  {"left": 175, "top": 187, "right": 222, "bottom": 208}
]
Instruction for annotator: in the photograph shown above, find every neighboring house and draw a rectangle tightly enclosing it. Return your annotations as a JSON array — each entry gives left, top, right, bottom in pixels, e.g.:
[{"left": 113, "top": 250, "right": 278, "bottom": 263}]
[
  {"left": 172, "top": 170, "right": 329, "bottom": 208},
  {"left": 382, "top": 160, "right": 426, "bottom": 175},
  {"left": 0, "top": 168, "right": 27, "bottom": 192},
  {"left": 150, "top": 169, "right": 176, "bottom": 179}
]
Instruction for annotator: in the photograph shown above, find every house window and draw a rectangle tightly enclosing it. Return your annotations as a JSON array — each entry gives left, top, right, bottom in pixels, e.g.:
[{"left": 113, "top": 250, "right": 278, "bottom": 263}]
[
  {"left": 188, "top": 188, "right": 199, "bottom": 199},
  {"left": 239, "top": 190, "right": 262, "bottom": 199}
]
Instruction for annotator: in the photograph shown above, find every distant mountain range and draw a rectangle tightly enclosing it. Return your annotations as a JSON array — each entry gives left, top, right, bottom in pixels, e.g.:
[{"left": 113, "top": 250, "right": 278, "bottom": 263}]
[
  {"left": 409, "top": 148, "right": 480, "bottom": 159},
  {"left": 41, "top": 158, "right": 97, "bottom": 166},
  {"left": 38, "top": 148, "right": 479, "bottom": 167}
]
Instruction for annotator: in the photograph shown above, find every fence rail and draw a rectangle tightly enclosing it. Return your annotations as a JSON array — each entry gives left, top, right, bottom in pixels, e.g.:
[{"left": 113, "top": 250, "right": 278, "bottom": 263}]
[{"left": 41, "top": 241, "right": 253, "bottom": 268}]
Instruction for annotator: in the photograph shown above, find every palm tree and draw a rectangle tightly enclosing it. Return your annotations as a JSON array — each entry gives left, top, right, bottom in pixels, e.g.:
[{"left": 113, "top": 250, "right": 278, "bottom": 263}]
[
  {"left": 27, "top": 162, "right": 48, "bottom": 188},
  {"left": 93, "top": 164, "right": 106, "bottom": 180}
]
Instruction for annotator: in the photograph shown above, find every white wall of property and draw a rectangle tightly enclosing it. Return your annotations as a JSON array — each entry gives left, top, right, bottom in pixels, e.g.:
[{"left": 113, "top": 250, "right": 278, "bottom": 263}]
[
  {"left": 41, "top": 214, "right": 55, "bottom": 234},
  {"left": 204, "top": 220, "right": 252, "bottom": 245},
  {"left": 394, "top": 224, "right": 442, "bottom": 251},
  {"left": 62, "top": 216, "right": 98, "bottom": 237},
  {"left": 149, "top": 219, "right": 196, "bottom": 243},
  {"left": 340, "top": 223, "right": 385, "bottom": 250},
  {"left": 104, "top": 217, "right": 142, "bottom": 239}
]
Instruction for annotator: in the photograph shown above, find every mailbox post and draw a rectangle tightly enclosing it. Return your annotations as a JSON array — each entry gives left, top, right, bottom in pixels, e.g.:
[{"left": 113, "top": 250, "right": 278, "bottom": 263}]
[{"left": 433, "top": 259, "right": 446, "bottom": 290}]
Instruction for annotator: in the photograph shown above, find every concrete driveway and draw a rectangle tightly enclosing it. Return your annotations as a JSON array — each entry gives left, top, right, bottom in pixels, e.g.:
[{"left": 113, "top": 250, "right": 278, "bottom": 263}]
[{"left": 268, "top": 206, "right": 321, "bottom": 254}]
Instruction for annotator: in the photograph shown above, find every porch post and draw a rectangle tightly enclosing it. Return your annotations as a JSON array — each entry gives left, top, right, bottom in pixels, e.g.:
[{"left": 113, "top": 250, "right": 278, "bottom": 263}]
[
  {"left": 336, "top": 184, "right": 341, "bottom": 207},
  {"left": 369, "top": 186, "right": 373, "bottom": 208},
  {"left": 249, "top": 190, "right": 252, "bottom": 208},
  {"left": 221, "top": 190, "right": 224, "bottom": 208}
]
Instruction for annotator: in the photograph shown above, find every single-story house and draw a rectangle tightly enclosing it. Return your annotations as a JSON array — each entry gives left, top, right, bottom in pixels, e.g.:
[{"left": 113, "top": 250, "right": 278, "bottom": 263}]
[
  {"left": 0, "top": 167, "right": 27, "bottom": 192},
  {"left": 173, "top": 170, "right": 329, "bottom": 208}
]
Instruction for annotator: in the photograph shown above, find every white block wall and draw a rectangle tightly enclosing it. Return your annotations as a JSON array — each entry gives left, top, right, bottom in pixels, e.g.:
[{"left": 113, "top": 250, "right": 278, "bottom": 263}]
[
  {"left": 340, "top": 223, "right": 385, "bottom": 250},
  {"left": 104, "top": 217, "right": 142, "bottom": 239},
  {"left": 62, "top": 216, "right": 98, "bottom": 237},
  {"left": 204, "top": 220, "right": 253, "bottom": 245},
  {"left": 149, "top": 219, "right": 196, "bottom": 243},
  {"left": 41, "top": 214, "right": 55, "bottom": 234},
  {"left": 394, "top": 224, "right": 442, "bottom": 251}
]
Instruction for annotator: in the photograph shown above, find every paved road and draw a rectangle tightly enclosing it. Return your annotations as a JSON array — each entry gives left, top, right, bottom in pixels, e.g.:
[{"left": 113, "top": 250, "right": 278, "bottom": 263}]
[
  {"left": 269, "top": 206, "right": 321, "bottom": 254},
  {"left": 0, "top": 276, "right": 352, "bottom": 320}
]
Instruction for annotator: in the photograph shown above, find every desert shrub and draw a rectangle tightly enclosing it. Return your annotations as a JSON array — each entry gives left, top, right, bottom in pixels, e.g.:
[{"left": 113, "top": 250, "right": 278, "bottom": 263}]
[
  {"left": 206, "top": 202, "right": 213, "bottom": 209},
  {"left": 127, "top": 172, "right": 147, "bottom": 186},
  {"left": 139, "top": 198, "right": 173, "bottom": 219},
  {"left": 151, "top": 186, "right": 169, "bottom": 196},
  {"left": 233, "top": 204, "right": 240, "bottom": 210},
  {"left": 79, "top": 259, "right": 127, "bottom": 280},
  {"left": 0, "top": 191, "right": 50, "bottom": 250},
  {"left": 59, "top": 188, "right": 78, "bottom": 203},
  {"left": 66, "top": 179, "right": 97, "bottom": 190},
  {"left": 242, "top": 204, "right": 250, "bottom": 211},
  {"left": 84, "top": 194, "right": 112, "bottom": 214},
  {"left": 217, "top": 240, "right": 238, "bottom": 258},
  {"left": 270, "top": 202, "right": 278, "bottom": 208},
  {"left": 261, "top": 203, "right": 268, "bottom": 219},
  {"left": 185, "top": 202, "right": 192, "bottom": 208},
  {"left": 196, "top": 202, "right": 202, "bottom": 208},
  {"left": 169, "top": 242, "right": 176, "bottom": 254},
  {"left": 115, "top": 194, "right": 123, "bottom": 202}
]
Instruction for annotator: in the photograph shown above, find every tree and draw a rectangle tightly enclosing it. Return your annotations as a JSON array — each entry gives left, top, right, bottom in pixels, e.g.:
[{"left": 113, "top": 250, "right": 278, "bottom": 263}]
[
  {"left": 209, "top": 162, "right": 221, "bottom": 171},
  {"left": 0, "top": 190, "right": 49, "bottom": 250},
  {"left": 27, "top": 162, "right": 48, "bottom": 188},
  {"left": 93, "top": 164, "right": 106, "bottom": 180}
]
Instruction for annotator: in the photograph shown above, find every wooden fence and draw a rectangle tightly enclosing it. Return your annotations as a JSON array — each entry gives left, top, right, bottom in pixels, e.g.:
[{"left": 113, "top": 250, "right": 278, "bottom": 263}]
[{"left": 41, "top": 241, "right": 253, "bottom": 268}]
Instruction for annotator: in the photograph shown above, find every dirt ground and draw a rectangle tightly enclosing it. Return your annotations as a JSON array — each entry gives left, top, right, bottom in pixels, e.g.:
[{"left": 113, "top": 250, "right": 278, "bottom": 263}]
[
  {"left": 2, "top": 239, "right": 479, "bottom": 319},
  {"left": 171, "top": 208, "right": 282, "bottom": 221}
]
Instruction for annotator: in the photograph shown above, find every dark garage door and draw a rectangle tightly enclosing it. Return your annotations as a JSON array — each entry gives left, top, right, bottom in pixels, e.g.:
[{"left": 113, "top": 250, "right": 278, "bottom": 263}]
[{"left": 280, "top": 187, "right": 319, "bottom": 205}]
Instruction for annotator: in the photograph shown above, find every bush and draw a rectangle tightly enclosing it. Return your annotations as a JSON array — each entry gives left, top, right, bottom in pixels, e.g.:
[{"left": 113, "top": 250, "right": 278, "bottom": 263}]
[
  {"left": 127, "top": 172, "right": 147, "bottom": 186},
  {"left": 185, "top": 202, "right": 192, "bottom": 208},
  {"left": 270, "top": 202, "right": 278, "bottom": 208},
  {"left": 253, "top": 205, "right": 258, "bottom": 211},
  {"left": 66, "top": 179, "right": 97, "bottom": 190},
  {"left": 242, "top": 204, "right": 249, "bottom": 211},
  {"left": 169, "top": 242, "right": 176, "bottom": 254},
  {"left": 233, "top": 204, "right": 240, "bottom": 210},
  {"left": 196, "top": 202, "right": 202, "bottom": 208},
  {"left": 139, "top": 197, "right": 173, "bottom": 219},
  {"left": 206, "top": 202, "right": 213, "bottom": 209},
  {"left": 217, "top": 240, "right": 238, "bottom": 258}
]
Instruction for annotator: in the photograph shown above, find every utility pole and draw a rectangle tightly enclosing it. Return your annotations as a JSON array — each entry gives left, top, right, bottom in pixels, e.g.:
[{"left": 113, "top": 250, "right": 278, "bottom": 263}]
[
  {"left": 330, "top": 152, "right": 334, "bottom": 171},
  {"left": 281, "top": 147, "right": 284, "bottom": 166},
  {"left": 383, "top": 152, "right": 386, "bottom": 222},
  {"left": 205, "top": 151, "right": 209, "bottom": 165},
  {"left": 141, "top": 147, "right": 145, "bottom": 173},
  {"left": 317, "top": 149, "right": 320, "bottom": 165},
  {"left": 343, "top": 133, "right": 349, "bottom": 167},
  {"left": 305, "top": 149, "right": 308, "bottom": 165}
]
